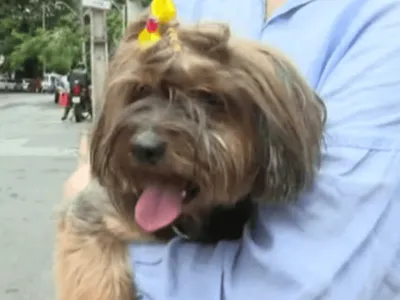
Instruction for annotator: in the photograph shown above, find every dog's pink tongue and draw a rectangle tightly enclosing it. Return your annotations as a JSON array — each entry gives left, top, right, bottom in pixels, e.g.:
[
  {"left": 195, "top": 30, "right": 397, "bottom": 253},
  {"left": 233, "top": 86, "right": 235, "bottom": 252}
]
[{"left": 135, "top": 186, "right": 182, "bottom": 232}]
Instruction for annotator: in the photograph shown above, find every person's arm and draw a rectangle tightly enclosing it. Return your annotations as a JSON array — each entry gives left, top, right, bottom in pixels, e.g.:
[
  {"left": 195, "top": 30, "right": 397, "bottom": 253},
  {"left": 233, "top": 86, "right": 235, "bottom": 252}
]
[{"left": 130, "top": 2, "right": 400, "bottom": 300}]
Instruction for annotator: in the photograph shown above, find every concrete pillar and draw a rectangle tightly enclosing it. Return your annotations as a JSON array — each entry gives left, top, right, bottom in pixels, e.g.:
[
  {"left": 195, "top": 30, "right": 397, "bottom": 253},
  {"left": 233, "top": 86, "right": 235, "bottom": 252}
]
[{"left": 126, "top": 0, "right": 143, "bottom": 23}]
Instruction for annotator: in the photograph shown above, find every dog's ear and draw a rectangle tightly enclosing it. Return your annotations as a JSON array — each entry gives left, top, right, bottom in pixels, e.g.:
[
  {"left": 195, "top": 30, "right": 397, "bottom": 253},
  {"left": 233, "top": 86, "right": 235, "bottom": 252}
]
[
  {"left": 90, "top": 9, "right": 155, "bottom": 184},
  {"left": 89, "top": 109, "right": 108, "bottom": 182},
  {"left": 244, "top": 45, "right": 326, "bottom": 202},
  {"left": 89, "top": 83, "right": 127, "bottom": 184}
]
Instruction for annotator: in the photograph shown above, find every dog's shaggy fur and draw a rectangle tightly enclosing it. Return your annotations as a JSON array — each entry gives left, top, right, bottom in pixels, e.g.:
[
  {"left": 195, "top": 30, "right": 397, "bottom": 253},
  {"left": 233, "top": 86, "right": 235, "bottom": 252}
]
[{"left": 55, "top": 12, "right": 326, "bottom": 300}]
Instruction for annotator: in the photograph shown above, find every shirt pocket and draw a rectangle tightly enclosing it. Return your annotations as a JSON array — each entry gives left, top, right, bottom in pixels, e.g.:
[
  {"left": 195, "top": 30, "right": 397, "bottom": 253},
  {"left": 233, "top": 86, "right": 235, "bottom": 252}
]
[{"left": 371, "top": 249, "right": 400, "bottom": 300}]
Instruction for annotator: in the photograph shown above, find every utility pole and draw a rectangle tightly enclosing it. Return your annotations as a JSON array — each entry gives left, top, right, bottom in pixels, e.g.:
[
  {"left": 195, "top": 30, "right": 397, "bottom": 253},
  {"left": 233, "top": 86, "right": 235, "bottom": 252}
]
[
  {"left": 83, "top": 0, "right": 110, "bottom": 121},
  {"left": 121, "top": 4, "right": 126, "bottom": 35},
  {"left": 78, "top": 1, "right": 87, "bottom": 68},
  {"left": 126, "top": 0, "right": 142, "bottom": 23},
  {"left": 42, "top": 4, "right": 46, "bottom": 75},
  {"left": 90, "top": 9, "right": 108, "bottom": 121}
]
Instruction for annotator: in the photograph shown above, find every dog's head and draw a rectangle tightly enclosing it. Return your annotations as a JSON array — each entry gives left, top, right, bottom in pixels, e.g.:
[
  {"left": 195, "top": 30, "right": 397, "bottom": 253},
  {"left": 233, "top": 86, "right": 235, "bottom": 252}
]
[{"left": 90, "top": 15, "right": 326, "bottom": 235}]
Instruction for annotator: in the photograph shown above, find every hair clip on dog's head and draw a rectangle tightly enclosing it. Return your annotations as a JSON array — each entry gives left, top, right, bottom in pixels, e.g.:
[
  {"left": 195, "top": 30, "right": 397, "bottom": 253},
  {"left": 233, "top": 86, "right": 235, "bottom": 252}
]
[{"left": 138, "top": 0, "right": 181, "bottom": 51}]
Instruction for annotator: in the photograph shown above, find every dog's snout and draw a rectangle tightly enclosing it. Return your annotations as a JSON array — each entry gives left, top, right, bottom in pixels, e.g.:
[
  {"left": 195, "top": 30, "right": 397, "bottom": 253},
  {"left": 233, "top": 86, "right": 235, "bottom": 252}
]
[{"left": 131, "top": 130, "right": 166, "bottom": 164}]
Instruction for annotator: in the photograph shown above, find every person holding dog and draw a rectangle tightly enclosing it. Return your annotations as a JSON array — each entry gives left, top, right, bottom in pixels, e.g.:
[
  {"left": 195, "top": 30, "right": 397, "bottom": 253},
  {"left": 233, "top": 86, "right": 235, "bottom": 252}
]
[{"left": 63, "top": 0, "right": 400, "bottom": 299}]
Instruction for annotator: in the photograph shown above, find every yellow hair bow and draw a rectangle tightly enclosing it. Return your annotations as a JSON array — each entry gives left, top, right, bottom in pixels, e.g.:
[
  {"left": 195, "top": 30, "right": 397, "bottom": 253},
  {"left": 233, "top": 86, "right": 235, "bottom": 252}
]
[{"left": 138, "top": 0, "right": 177, "bottom": 45}]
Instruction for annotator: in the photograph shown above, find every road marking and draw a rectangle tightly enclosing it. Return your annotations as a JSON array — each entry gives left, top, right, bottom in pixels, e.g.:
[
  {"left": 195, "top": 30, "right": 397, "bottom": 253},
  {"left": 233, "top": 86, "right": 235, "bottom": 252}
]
[
  {"left": 0, "top": 148, "right": 78, "bottom": 157},
  {"left": 0, "top": 138, "right": 78, "bottom": 157},
  {"left": 0, "top": 138, "right": 29, "bottom": 147}
]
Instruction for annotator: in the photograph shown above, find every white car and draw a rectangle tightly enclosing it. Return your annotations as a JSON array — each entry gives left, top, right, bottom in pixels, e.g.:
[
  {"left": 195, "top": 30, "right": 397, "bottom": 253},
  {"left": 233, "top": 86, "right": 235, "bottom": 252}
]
[
  {"left": 41, "top": 77, "right": 52, "bottom": 93},
  {"left": 0, "top": 78, "right": 16, "bottom": 91},
  {"left": 14, "top": 79, "right": 30, "bottom": 92},
  {"left": 42, "top": 73, "right": 62, "bottom": 93},
  {"left": 8, "top": 79, "right": 16, "bottom": 90},
  {"left": 21, "top": 79, "right": 30, "bottom": 91},
  {"left": 0, "top": 78, "right": 7, "bottom": 90}
]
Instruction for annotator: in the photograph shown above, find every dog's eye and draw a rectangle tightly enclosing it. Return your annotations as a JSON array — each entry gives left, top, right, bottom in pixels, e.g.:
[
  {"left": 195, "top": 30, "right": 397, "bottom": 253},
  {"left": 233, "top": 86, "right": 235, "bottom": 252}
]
[
  {"left": 197, "top": 91, "right": 224, "bottom": 108},
  {"left": 133, "top": 85, "right": 152, "bottom": 100}
]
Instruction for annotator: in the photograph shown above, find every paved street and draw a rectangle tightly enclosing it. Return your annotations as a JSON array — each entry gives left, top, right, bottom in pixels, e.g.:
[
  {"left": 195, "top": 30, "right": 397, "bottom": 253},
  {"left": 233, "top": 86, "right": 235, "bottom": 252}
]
[{"left": 0, "top": 93, "right": 87, "bottom": 300}]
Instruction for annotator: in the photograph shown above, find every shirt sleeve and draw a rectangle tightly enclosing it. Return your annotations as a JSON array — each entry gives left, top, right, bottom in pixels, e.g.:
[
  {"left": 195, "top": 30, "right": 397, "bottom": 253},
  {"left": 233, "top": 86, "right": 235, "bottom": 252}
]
[{"left": 129, "top": 2, "right": 400, "bottom": 300}]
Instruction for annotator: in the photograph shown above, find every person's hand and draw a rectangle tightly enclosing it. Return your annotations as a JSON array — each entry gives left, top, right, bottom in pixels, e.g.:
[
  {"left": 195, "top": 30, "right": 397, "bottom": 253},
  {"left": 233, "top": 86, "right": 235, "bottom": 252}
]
[
  {"left": 62, "top": 132, "right": 91, "bottom": 201},
  {"left": 62, "top": 162, "right": 90, "bottom": 201}
]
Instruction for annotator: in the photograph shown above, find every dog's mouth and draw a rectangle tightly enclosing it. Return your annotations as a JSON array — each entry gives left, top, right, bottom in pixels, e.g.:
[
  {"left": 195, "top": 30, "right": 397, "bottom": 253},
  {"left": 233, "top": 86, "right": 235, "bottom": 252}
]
[{"left": 134, "top": 181, "right": 200, "bottom": 233}]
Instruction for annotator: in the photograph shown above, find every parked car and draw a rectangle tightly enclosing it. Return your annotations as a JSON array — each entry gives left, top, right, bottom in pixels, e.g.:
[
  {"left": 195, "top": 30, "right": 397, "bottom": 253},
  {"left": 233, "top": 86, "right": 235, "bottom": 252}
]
[
  {"left": 14, "top": 81, "right": 22, "bottom": 91},
  {"left": 14, "top": 79, "right": 30, "bottom": 92},
  {"left": 42, "top": 73, "right": 61, "bottom": 93},
  {"left": 7, "top": 79, "right": 16, "bottom": 91},
  {"left": 41, "top": 75, "right": 53, "bottom": 93},
  {"left": 0, "top": 78, "right": 16, "bottom": 91},
  {"left": 0, "top": 78, "right": 7, "bottom": 90},
  {"left": 22, "top": 79, "right": 30, "bottom": 91}
]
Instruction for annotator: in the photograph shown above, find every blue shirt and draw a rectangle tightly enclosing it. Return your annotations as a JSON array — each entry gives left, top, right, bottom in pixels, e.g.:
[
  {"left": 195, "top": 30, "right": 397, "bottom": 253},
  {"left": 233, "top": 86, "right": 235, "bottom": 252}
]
[{"left": 130, "top": 0, "right": 400, "bottom": 299}]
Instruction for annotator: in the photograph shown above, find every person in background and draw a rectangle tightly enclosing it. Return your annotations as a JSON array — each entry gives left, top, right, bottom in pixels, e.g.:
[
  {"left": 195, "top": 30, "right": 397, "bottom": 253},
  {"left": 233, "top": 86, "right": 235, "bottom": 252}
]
[
  {"left": 34, "top": 77, "right": 41, "bottom": 93},
  {"left": 64, "top": 0, "right": 400, "bottom": 299},
  {"left": 61, "top": 63, "right": 90, "bottom": 121},
  {"left": 54, "top": 77, "right": 66, "bottom": 104}
]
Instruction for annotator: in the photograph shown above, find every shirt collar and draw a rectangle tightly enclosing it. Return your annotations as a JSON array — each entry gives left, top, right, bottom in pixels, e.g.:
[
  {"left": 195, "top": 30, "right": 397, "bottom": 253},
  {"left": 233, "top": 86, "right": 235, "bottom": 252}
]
[{"left": 267, "top": 0, "right": 318, "bottom": 21}]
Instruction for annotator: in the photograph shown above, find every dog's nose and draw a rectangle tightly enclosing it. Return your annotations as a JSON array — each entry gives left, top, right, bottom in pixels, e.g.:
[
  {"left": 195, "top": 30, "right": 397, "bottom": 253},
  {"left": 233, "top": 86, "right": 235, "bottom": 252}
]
[{"left": 131, "top": 130, "right": 166, "bottom": 164}]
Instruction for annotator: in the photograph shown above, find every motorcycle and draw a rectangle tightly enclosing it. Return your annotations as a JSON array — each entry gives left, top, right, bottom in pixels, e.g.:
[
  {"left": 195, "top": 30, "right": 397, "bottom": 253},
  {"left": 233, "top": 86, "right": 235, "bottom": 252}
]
[{"left": 70, "top": 80, "right": 92, "bottom": 123}]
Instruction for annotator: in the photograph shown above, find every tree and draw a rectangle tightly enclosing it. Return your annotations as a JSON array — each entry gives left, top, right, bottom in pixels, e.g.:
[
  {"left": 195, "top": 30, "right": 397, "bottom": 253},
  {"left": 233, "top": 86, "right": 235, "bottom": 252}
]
[
  {"left": 140, "top": 0, "right": 152, "bottom": 7},
  {"left": 0, "top": 0, "right": 82, "bottom": 75},
  {"left": 10, "top": 25, "right": 82, "bottom": 74},
  {"left": 0, "top": 0, "right": 145, "bottom": 77},
  {"left": 108, "top": 7, "right": 124, "bottom": 53}
]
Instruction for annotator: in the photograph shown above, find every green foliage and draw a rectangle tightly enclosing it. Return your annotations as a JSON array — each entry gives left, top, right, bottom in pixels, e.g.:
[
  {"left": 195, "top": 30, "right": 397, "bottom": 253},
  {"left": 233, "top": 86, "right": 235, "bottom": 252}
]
[
  {"left": 9, "top": 26, "right": 82, "bottom": 74},
  {"left": 0, "top": 0, "right": 137, "bottom": 76},
  {"left": 108, "top": 8, "right": 124, "bottom": 50},
  {"left": 140, "top": 0, "right": 152, "bottom": 7}
]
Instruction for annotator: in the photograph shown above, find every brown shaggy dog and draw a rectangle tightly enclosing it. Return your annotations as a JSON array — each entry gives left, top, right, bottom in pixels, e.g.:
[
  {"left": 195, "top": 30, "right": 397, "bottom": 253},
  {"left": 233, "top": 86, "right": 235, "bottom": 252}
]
[{"left": 55, "top": 12, "right": 326, "bottom": 300}]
